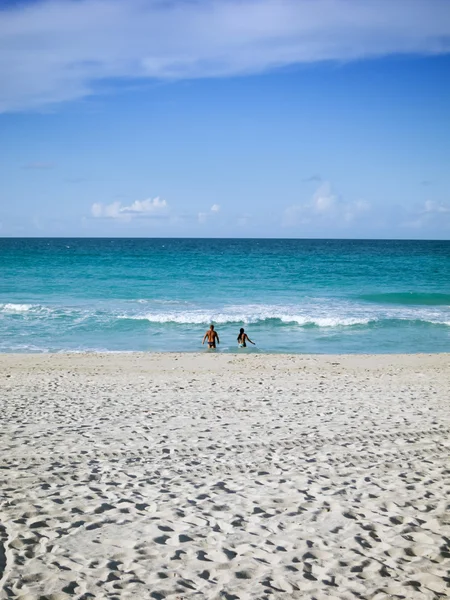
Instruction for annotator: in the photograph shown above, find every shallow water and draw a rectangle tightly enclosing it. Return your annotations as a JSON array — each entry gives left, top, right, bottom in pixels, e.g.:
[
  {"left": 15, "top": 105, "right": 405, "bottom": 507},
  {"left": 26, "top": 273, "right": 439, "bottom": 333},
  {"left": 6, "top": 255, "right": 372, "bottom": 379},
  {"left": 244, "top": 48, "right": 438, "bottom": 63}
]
[{"left": 1, "top": 238, "right": 449, "bottom": 353}]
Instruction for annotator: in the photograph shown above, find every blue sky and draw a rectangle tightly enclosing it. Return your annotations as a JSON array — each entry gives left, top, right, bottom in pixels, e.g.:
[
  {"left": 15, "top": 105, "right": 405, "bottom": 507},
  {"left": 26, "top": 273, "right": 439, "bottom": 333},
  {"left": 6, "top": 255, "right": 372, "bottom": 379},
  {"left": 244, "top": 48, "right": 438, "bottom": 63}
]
[{"left": 1, "top": 0, "right": 450, "bottom": 238}]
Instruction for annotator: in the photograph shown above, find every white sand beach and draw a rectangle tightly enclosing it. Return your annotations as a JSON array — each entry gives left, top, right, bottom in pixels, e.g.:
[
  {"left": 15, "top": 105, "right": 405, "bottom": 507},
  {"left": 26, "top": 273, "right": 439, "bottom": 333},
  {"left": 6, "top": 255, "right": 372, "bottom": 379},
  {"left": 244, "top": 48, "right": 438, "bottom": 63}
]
[{"left": 0, "top": 352, "right": 449, "bottom": 600}]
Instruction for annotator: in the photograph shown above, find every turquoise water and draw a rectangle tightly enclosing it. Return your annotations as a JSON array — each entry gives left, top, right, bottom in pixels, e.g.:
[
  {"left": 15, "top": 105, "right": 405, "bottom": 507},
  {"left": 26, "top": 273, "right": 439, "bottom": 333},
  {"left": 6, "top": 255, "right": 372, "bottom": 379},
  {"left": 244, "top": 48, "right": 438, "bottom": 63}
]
[{"left": 0, "top": 238, "right": 449, "bottom": 354}]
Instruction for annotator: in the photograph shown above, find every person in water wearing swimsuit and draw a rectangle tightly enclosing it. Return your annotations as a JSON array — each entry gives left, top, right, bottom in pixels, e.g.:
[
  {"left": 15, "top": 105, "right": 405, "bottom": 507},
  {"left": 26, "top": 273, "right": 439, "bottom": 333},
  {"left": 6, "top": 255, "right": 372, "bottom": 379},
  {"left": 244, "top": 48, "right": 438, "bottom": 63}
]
[
  {"left": 202, "top": 324, "right": 220, "bottom": 349},
  {"left": 237, "top": 327, "right": 255, "bottom": 347}
]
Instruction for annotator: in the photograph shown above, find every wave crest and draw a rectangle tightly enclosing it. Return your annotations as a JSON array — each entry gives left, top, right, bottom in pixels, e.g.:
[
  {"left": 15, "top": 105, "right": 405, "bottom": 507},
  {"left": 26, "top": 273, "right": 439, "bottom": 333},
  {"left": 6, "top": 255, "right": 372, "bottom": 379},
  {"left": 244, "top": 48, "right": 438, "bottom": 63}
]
[
  {"left": 119, "top": 310, "right": 372, "bottom": 327},
  {"left": 1, "top": 302, "right": 449, "bottom": 330},
  {"left": 0, "top": 303, "right": 37, "bottom": 313}
]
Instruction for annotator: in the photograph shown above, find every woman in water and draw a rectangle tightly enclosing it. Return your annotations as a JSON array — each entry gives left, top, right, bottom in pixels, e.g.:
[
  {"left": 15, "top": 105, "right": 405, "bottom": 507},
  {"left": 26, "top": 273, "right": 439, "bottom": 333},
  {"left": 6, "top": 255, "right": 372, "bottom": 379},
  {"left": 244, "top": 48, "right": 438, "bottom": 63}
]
[{"left": 237, "top": 328, "right": 255, "bottom": 348}]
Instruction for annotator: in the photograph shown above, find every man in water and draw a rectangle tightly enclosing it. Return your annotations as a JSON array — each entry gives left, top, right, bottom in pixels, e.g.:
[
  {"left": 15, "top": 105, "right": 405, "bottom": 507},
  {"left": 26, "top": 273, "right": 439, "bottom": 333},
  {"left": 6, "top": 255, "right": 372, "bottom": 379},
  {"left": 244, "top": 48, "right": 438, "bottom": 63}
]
[{"left": 202, "top": 324, "right": 220, "bottom": 349}]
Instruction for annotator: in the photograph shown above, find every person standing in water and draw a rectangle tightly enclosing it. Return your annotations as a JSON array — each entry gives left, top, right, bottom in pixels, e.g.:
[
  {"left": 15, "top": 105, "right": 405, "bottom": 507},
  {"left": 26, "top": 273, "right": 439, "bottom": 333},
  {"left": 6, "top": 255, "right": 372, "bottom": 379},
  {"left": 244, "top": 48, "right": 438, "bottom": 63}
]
[
  {"left": 203, "top": 324, "right": 220, "bottom": 349},
  {"left": 237, "top": 327, "right": 255, "bottom": 348}
]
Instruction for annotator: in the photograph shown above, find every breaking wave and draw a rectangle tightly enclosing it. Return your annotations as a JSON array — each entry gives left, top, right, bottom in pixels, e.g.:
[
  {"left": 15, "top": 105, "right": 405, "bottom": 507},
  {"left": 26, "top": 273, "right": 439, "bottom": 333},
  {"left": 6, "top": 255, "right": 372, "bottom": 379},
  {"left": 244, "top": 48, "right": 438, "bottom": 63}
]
[
  {"left": 119, "top": 310, "right": 373, "bottom": 327},
  {"left": 1, "top": 302, "right": 449, "bottom": 329},
  {"left": 0, "top": 303, "right": 38, "bottom": 313}
]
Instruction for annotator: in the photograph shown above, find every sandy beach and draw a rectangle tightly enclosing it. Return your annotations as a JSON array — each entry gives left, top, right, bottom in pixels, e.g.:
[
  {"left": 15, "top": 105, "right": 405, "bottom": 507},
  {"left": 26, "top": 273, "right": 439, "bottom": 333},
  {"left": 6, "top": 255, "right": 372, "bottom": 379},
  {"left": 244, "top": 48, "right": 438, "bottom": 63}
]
[{"left": 0, "top": 352, "right": 449, "bottom": 600}]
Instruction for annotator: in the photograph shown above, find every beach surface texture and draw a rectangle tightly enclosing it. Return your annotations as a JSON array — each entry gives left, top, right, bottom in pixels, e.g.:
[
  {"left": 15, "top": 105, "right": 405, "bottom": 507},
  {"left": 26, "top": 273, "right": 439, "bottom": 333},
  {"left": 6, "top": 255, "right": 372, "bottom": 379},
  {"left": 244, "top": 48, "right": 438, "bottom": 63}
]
[{"left": 0, "top": 352, "right": 449, "bottom": 599}]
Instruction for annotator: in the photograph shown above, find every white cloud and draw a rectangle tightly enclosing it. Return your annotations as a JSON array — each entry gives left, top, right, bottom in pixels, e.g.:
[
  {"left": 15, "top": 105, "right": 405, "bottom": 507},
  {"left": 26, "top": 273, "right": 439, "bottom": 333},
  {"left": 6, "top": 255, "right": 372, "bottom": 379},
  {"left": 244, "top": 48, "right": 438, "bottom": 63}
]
[
  {"left": 1, "top": 0, "right": 450, "bottom": 111},
  {"left": 120, "top": 197, "right": 167, "bottom": 215},
  {"left": 283, "top": 183, "right": 370, "bottom": 227},
  {"left": 198, "top": 204, "right": 221, "bottom": 224},
  {"left": 423, "top": 200, "right": 450, "bottom": 214},
  {"left": 402, "top": 199, "right": 450, "bottom": 228},
  {"left": 91, "top": 196, "right": 168, "bottom": 220}
]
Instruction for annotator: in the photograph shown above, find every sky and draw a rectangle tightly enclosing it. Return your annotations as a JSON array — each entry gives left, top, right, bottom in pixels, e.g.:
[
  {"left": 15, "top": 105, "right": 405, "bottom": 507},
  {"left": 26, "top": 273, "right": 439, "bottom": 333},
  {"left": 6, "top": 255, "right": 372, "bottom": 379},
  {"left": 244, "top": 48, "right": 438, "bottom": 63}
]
[{"left": 1, "top": 0, "right": 450, "bottom": 239}]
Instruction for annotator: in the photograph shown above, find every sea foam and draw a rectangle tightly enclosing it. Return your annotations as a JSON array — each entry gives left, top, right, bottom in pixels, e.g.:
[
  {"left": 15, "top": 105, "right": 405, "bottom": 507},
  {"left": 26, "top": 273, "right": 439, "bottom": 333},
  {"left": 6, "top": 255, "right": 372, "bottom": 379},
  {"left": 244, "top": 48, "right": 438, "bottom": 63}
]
[
  {"left": 0, "top": 303, "right": 35, "bottom": 313},
  {"left": 118, "top": 306, "right": 373, "bottom": 327}
]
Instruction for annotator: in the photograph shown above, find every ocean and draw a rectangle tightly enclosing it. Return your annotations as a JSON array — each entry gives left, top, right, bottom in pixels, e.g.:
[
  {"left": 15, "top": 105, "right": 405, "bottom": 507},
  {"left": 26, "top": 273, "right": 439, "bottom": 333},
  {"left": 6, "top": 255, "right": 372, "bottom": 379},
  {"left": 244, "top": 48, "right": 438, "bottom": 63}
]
[{"left": 0, "top": 238, "right": 449, "bottom": 354}]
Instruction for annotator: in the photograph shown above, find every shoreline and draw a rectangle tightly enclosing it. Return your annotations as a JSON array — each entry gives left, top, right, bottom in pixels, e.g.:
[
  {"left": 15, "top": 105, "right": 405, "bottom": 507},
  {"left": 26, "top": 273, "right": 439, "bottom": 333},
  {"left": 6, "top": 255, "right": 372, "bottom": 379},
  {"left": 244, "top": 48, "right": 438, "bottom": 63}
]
[
  {"left": 1, "top": 350, "right": 450, "bottom": 373},
  {"left": 1, "top": 347, "right": 450, "bottom": 357},
  {"left": 1, "top": 351, "right": 449, "bottom": 598},
  {"left": 2, "top": 349, "right": 450, "bottom": 359}
]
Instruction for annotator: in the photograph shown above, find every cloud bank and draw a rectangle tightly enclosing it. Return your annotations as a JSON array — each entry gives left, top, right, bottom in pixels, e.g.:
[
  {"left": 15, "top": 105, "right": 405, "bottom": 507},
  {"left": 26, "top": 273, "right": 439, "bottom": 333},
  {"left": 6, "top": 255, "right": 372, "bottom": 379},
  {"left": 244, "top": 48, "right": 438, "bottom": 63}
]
[
  {"left": 198, "top": 204, "right": 221, "bottom": 224},
  {"left": 1, "top": 0, "right": 450, "bottom": 111},
  {"left": 402, "top": 199, "right": 450, "bottom": 228},
  {"left": 92, "top": 196, "right": 168, "bottom": 220},
  {"left": 283, "top": 183, "right": 370, "bottom": 228}
]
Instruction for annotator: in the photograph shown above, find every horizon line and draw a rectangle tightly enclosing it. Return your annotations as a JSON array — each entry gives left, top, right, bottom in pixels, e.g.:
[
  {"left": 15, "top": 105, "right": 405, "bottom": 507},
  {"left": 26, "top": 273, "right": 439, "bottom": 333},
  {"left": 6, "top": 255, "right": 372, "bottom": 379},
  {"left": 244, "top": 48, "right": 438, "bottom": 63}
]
[{"left": 1, "top": 236, "right": 449, "bottom": 242}]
